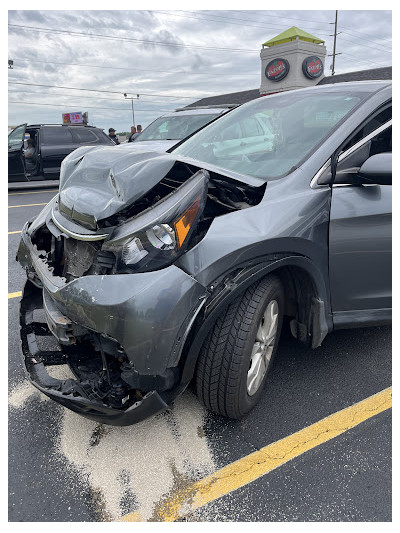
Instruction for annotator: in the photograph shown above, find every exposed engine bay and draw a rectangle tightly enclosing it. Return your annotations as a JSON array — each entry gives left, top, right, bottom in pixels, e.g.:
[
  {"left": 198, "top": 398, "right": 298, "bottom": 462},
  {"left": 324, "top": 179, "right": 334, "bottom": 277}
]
[{"left": 19, "top": 154, "right": 265, "bottom": 420}]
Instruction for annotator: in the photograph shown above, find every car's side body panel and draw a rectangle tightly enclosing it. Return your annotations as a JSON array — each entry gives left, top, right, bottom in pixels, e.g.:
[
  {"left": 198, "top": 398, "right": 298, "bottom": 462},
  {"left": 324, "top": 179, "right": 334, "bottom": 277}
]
[{"left": 329, "top": 184, "right": 392, "bottom": 316}]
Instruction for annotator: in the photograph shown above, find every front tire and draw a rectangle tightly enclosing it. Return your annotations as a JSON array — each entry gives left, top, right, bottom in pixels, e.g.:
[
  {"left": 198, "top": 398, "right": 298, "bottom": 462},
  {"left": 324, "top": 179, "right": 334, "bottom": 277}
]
[{"left": 195, "top": 275, "right": 284, "bottom": 419}]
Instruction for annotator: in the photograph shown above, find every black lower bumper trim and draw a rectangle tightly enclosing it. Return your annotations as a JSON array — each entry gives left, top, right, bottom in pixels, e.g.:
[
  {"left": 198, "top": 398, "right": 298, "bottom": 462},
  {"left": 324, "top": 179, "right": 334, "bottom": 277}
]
[{"left": 19, "top": 280, "right": 170, "bottom": 426}]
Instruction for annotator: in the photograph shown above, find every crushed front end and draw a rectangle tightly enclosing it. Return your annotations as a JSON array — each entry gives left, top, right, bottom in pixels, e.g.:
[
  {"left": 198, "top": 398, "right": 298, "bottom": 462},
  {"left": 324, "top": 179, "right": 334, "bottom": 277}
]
[{"left": 17, "top": 151, "right": 265, "bottom": 425}]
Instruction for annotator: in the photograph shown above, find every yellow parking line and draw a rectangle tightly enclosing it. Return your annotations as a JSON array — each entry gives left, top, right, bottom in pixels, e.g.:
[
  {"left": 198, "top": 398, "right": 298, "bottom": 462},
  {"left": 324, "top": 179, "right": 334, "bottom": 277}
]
[
  {"left": 8, "top": 190, "right": 57, "bottom": 195},
  {"left": 8, "top": 231, "right": 21, "bottom": 234},
  {"left": 8, "top": 203, "right": 47, "bottom": 209},
  {"left": 121, "top": 387, "right": 392, "bottom": 522},
  {"left": 8, "top": 291, "right": 22, "bottom": 299}
]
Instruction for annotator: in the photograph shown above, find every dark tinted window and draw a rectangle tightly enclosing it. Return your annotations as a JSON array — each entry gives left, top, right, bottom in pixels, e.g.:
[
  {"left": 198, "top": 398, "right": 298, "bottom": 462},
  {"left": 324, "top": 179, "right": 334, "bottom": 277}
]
[
  {"left": 318, "top": 105, "right": 392, "bottom": 185},
  {"left": 71, "top": 127, "right": 100, "bottom": 144},
  {"left": 341, "top": 105, "right": 391, "bottom": 153},
  {"left": 332, "top": 124, "right": 392, "bottom": 184},
  {"left": 42, "top": 127, "right": 73, "bottom": 144}
]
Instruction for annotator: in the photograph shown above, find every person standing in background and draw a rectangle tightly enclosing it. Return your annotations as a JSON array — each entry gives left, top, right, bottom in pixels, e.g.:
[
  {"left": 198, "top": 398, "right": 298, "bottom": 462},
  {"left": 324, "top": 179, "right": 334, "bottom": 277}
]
[
  {"left": 128, "top": 126, "right": 137, "bottom": 142},
  {"left": 129, "top": 124, "right": 143, "bottom": 142},
  {"left": 108, "top": 128, "right": 120, "bottom": 145}
]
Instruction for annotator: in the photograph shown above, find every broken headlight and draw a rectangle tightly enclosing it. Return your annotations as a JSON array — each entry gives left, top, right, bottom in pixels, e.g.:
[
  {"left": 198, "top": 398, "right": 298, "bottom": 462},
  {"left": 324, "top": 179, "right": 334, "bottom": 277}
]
[{"left": 102, "top": 169, "right": 209, "bottom": 272}]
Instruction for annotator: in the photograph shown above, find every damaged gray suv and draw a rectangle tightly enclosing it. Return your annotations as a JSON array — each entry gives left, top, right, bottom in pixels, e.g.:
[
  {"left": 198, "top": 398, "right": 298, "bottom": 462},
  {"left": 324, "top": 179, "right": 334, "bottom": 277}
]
[{"left": 17, "top": 81, "right": 392, "bottom": 426}]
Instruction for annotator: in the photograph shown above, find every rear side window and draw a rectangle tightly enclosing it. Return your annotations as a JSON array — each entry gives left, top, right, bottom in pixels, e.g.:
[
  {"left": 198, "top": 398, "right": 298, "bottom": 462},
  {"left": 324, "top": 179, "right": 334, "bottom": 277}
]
[
  {"left": 42, "top": 127, "right": 73, "bottom": 145},
  {"left": 71, "top": 128, "right": 102, "bottom": 144}
]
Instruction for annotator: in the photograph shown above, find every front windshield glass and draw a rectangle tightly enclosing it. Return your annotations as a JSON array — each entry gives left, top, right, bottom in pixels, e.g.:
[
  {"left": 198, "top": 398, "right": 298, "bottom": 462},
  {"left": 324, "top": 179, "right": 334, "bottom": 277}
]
[
  {"left": 136, "top": 114, "right": 218, "bottom": 142},
  {"left": 173, "top": 90, "right": 368, "bottom": 179}
]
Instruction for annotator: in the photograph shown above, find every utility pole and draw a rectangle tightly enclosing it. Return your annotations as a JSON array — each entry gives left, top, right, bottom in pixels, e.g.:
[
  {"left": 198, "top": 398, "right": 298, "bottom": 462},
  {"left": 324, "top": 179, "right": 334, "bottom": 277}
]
[
  {"left": 329, "top": 10, "right": 342, "bottom": 76},
  {"left": 124, "top": 93, "right": 140, "bottom": 127}
]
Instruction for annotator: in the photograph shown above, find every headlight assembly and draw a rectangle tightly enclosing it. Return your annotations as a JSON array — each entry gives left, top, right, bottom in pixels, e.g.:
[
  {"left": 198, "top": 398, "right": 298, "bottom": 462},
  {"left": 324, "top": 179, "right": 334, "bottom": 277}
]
[{"left": 102, "top": 169, "right": 209, "bottom": 272}]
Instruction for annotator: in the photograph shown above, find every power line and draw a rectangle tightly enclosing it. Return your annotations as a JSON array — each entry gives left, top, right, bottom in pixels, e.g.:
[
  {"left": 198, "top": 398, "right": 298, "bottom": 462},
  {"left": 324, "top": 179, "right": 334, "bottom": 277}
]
[
  {"left": 8, "top": 88, "right": 185, "bottom": 105},
  {"left": 153, "top": 9, "right": 331, "bottom": 34},
  {"left": 338, "top": 32, "right": 392, "bottom": 55},
  {"left": 339, "top": 51, "right": 390, "bottom": 69},
  {"left": 8, "top": 23, "right": 259, "bottom": 54},
  {"left": 235, "top": 9, "right": 333, "bottom": 26},
  {"left": 10, "top": 57, "right": 258, "bottom": 79},
  {"left": 8, "top": 81, "right": 204, "bottom": 99},
  {"left": 8, "top": 100, "right": 173, "bottom": 112},
  {"left": 237, "top": 9, "right": 393, "bottom": 44},
  {"left": 340, "top": 30, "right": 392, "bottom": 52}
]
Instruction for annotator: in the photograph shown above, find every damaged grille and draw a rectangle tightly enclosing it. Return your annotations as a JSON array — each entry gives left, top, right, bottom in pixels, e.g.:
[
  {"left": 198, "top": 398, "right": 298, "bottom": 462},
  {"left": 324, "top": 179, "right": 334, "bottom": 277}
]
[
  {"left": 30, "top": 226, "right": 116, "bottom": 282},
  {"left": 63, "top": 239, "right": 99, "bottom": 278}
]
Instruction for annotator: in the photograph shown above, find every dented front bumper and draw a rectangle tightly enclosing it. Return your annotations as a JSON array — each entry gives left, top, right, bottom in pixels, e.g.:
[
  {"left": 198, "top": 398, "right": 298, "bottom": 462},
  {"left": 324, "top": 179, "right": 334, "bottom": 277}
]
[{"left": 17, "top": 222, "right": 207, "bottom": 425}]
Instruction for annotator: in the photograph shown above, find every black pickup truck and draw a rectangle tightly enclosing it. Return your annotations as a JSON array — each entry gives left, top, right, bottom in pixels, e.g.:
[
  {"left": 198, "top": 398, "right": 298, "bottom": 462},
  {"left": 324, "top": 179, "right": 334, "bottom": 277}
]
[{"left": 8, "top": 123, "right": 115, "bottom": 183}]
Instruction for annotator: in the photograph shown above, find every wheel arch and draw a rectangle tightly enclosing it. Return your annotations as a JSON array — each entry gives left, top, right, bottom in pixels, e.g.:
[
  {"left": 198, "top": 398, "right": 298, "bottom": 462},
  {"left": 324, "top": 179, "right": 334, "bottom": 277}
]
[{"left": 179, "top": 254, "right": 332, "bottom": 385}]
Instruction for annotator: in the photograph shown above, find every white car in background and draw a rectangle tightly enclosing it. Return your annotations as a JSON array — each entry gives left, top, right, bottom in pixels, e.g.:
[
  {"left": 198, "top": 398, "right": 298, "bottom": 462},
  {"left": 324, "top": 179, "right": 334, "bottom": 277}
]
[{"left": 128, "top": 106, "right": 236, "bottom": 152}]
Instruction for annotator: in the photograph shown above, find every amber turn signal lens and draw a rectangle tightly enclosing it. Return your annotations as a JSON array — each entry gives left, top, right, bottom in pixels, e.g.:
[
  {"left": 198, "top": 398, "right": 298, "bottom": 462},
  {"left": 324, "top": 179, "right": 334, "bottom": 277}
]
[{"left": 174, "top": 195, "right": 202, "bottom": 249}]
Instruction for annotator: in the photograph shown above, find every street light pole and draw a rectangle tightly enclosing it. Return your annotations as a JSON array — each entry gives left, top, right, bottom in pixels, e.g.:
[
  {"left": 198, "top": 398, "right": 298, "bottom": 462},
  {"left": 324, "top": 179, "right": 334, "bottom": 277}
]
[{"left": 124, "top": 93, "right": 140, "bottom": 128}]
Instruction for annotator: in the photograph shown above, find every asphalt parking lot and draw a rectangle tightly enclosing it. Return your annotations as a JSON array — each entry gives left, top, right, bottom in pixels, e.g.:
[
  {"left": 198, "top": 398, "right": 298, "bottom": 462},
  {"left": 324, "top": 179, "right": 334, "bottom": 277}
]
[{"left": 8, "top": 187, "right": 392, "bottom": 522}]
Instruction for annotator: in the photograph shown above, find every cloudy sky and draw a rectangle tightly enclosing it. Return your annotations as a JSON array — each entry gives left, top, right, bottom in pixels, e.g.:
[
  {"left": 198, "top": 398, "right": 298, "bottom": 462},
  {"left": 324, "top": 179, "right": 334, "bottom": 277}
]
[{"left": 8, "top": 6, "right": 392, "bottom": 133}]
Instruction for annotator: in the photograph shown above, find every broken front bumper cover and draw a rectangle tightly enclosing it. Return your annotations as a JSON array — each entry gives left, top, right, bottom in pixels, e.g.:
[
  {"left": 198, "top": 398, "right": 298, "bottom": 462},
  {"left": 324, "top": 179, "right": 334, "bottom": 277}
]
[
  {"left": 17, "top": 220, "right": 208, "bottom": 425},
  {"left": 20, "top": 280, "right": 175, "bottom": 426}
]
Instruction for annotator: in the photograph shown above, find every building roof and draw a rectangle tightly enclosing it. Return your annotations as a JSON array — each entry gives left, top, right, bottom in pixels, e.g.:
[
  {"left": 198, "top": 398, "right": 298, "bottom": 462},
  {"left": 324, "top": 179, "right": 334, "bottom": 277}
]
[
  {"left": 186, "top": 88, "right": 261, "bottom": 108},
  {"left": 263, "top": 26, "right": 324, "bottom": 47},
  {"left": 318, "top": 66, "right": 392, "bottom": 84},
  {"left": 186, "top": 67, "right": 392, "bottom": 108}
]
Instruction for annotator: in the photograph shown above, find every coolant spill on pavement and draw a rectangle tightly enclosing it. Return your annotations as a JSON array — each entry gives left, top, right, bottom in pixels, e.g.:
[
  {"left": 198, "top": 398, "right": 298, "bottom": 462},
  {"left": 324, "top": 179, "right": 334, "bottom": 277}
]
[{"left": 9, "top": 374, "right": 215, "bottom": 521}]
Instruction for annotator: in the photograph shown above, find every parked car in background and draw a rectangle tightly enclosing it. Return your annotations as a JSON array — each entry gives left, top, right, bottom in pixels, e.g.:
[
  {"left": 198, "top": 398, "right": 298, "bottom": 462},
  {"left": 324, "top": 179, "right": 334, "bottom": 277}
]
[
  {"left": 8, "top": 124, "right": 115, "bottom": 182},
  {"left": 127, "top": 105, "right": 236, "bottom": 152},
  {"left": 17, "top": 81, "right": 391, "bottom": 426}
]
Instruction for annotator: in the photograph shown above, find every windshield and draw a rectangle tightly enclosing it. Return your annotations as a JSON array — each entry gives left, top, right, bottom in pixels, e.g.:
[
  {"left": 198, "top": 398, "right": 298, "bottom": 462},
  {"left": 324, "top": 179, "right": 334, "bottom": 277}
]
[
  {"left": 173, "top": 90, "right": 368, "bottom": 180},
  {"left": 135, "top": 113, "right": 219, "bottom": 142}
]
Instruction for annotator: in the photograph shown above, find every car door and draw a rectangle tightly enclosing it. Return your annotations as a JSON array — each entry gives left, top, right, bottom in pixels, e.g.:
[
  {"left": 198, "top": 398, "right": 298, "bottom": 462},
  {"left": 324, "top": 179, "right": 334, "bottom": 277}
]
[
  {"left": 8, "top": 124, "right": 27, "bottom": 182},
  {"left": 328, "top": 107, "right": 392, "bottom": 327},
  {"left": 40, "top": 126, "right": 74, "bottom": 178}
]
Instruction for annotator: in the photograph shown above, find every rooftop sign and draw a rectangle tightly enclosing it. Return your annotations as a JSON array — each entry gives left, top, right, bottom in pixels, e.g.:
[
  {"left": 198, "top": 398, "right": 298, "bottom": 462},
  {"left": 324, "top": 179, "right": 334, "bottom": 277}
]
[
  {"left": 265, "top": 58, "right": 290, "bottom": 82},
  {"left": 302, "top": 56, "right": 324, "bottom": 79}
]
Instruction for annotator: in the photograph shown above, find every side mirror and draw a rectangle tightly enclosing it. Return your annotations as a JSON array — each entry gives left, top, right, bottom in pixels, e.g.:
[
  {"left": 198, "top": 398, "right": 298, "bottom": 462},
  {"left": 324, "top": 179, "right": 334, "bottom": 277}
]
[{"left": 358, "top": 153, "right": 392, "bottom": 185}]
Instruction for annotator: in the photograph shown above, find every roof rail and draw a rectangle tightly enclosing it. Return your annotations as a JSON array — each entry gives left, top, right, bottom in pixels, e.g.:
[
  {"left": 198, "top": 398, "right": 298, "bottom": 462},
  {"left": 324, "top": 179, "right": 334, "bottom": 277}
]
[{"left": 26, "top": 123, "right": 95, "bottom": 127}]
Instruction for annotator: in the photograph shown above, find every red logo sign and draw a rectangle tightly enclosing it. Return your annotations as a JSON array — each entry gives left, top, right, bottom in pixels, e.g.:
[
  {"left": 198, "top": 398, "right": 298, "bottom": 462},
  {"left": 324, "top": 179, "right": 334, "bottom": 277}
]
[
  {"left": 302, "top": 56, "right": 324, "bottom": 79},
  {"left": 265, "top": 58, "right": 290, "bottom": 82}
]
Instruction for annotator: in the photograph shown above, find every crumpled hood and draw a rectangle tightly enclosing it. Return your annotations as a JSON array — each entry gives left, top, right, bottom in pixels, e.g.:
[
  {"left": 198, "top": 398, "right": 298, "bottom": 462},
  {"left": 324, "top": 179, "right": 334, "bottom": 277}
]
[
  {"left": 126, "top": 139, "right": 179, "bottom": 152},
  {"left": 59, "top": 144, "right": 180, "bottom": 228}
]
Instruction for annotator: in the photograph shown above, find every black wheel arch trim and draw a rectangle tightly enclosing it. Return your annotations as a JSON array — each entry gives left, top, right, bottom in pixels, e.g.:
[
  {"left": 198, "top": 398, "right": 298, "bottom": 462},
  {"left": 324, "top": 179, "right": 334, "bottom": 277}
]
[{"left": 179, "top": 254, "right": 332, "bottom": 385}]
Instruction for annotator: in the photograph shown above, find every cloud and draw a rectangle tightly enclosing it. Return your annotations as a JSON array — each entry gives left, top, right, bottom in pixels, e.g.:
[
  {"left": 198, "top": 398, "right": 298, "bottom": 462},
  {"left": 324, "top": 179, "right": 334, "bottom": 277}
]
[{"left": 8, "top": 9, "right": 392, "bottom": 132}]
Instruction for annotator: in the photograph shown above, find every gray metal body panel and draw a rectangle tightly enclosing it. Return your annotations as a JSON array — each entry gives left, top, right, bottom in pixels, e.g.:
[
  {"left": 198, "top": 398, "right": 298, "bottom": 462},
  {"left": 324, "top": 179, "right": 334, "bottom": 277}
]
[{"left": 329, "top": 184, "right": 392, "bottom": 313}]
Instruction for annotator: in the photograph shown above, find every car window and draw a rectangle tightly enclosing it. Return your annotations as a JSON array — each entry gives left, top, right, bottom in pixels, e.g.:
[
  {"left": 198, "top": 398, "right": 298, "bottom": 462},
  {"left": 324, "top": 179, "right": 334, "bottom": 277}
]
[
  {"left": 8, "top": 125, "right": 26, "bottom": 146},
  {"left": 42, "top": 127, "right": 73, "bottom": 144},
  {"left": 340, "top": 105, "right": 391, "bottom": 156},
  {"left": 334, "top": 124, "right": 392, "bottom": 184},
  {"left": 173, "top": 89, "right": 371, "bottom": 180},
  {"left": 71, "top": 128, "right": 101, "bottom": 144},
  {"left": 318, "top": 105, "right": 392, "bottom": 185},
  {"left": 136, "top": 114, "right": 219, "bottom": 142}
]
